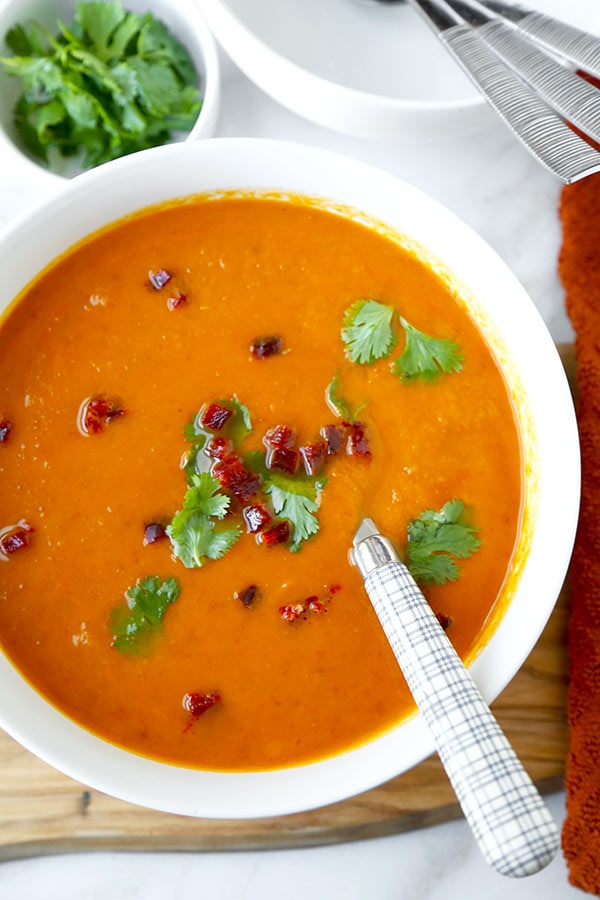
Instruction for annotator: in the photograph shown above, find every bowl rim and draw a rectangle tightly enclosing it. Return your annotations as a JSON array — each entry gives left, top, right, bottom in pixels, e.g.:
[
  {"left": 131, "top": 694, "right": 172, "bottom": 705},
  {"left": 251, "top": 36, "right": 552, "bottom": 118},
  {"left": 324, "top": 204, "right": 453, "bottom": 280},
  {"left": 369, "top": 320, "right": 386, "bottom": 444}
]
[
  {"left": 0, "top": 137, "right": 581, "bottom": 818},
  {"left": 194, "top": 0, "right": 493, "bottom": 141}
]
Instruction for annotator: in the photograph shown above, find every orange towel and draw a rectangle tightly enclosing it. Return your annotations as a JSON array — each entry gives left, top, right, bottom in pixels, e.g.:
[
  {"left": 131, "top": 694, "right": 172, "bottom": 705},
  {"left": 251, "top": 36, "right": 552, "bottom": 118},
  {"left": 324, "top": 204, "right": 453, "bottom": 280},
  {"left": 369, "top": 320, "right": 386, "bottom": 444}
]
[{"left": 559, "top": 173, "right": 600, "bottom": 896}]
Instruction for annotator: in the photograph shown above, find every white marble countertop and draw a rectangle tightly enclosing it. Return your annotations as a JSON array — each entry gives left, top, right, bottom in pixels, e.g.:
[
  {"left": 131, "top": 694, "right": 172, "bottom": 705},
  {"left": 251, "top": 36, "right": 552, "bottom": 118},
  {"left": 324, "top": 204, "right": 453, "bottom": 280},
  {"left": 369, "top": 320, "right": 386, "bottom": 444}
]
[{"left": 0, "top": 42, "right": 585, "bottom": 900}]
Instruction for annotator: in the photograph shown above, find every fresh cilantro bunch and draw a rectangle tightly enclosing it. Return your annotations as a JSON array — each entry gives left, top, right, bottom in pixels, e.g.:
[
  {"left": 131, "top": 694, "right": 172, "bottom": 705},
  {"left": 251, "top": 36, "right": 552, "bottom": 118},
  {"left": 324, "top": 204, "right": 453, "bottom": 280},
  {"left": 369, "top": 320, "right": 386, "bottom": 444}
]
[
  {"left": 0, "top": 0, "right": 202, "bottom": 170},
  {"left": 110, "top": 574, "right": 180, "bottom": 654},
  {"left": 341, "top": 299, "right": 463, "bottom": 380},
  {"left": 405, "top": 499, "right": 481, "bottom": 585}
]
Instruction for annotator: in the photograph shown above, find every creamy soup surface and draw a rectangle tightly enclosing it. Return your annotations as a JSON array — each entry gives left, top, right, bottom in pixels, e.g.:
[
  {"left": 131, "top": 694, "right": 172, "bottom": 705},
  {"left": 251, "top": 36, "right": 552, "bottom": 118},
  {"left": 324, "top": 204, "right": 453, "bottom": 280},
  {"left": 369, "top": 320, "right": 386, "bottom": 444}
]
[{"left": 0, "top": 196, "right": 523, "bottom": 770}]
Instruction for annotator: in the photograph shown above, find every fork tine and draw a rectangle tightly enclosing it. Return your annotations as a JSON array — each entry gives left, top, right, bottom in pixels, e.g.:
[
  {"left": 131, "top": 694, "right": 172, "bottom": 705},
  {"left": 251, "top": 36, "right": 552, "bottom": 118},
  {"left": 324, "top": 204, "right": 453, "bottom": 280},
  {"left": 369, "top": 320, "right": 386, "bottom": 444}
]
[{"left": 408, "top": 0, "right": 600, "bottom": 183}]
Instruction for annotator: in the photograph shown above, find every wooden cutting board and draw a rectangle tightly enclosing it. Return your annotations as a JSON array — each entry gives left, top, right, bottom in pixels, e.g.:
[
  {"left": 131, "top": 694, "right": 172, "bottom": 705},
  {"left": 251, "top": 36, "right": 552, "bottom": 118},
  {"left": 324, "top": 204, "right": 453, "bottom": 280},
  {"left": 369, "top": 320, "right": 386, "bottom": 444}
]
[{"left": 0, "top": 345, "right": 576, "bottom": 861}]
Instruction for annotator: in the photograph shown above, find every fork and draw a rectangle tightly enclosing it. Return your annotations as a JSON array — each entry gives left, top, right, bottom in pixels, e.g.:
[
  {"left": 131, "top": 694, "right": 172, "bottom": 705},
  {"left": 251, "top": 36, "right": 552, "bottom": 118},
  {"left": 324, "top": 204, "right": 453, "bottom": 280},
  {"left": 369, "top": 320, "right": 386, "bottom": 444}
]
[{"left": 405, "top": 0, "right": 600, "bottom": 183}]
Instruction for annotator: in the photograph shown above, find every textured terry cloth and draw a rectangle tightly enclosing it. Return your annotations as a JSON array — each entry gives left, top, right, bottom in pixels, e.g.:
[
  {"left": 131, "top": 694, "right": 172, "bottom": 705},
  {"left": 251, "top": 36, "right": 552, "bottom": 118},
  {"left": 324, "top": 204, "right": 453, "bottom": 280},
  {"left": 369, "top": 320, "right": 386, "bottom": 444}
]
[{"left": 559, "top": 173, "right": 600, "bottom": 896}]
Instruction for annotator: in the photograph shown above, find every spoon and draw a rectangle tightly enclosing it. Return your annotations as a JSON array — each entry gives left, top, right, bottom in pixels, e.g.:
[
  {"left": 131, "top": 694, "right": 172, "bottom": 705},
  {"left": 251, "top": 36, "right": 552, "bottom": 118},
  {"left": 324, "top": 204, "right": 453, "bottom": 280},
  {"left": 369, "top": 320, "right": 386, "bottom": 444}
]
[
  {"left": 370, "top": 0, "right": 600, "bottom": 183},
  {"left": 350, "top": 517, "right": 560, "bottom": 877}
]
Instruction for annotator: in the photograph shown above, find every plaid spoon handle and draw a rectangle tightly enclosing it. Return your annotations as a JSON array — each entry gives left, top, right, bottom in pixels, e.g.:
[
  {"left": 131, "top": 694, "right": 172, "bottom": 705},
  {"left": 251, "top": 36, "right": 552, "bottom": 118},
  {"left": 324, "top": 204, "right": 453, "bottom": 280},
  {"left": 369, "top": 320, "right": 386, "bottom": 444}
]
[{"left": 362, "top": 557, "right": 559, "bottom": 877}]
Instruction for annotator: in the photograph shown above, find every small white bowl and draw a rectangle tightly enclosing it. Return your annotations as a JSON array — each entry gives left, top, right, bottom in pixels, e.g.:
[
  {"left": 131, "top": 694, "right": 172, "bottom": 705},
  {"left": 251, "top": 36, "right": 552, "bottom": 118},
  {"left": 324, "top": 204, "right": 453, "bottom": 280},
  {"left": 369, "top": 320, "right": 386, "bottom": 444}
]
[
  {"left": 0, "top": 138, "right": 579, "bottom": 818},
  {"left": 195, "top": 0, "right": 600, "bottom": 141},
  {"left": 0, "top": 0, "right": 220, "bottom": 188}
]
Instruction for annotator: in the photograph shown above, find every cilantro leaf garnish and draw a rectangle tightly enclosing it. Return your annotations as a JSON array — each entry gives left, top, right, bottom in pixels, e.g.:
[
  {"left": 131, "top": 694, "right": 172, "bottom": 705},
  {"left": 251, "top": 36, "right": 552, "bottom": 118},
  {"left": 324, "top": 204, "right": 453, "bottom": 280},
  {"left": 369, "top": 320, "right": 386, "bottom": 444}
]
[
  {"left": 264, "top": 472, "right": 326, "bottom": 552},
  {"left": 341, "top": 299, "right": 397, "bottom": 365},
  {"left": 0, "top": 0, "right": 202, "bottom": 172},
  {"left": 394, "top": 318, "right": 464, "bottom": 381},
  {"left": 325, "top": 371, "right": 365, "bottom": 420},
  {"left": 168, "top": 512, "right": 240, "bottom": 569},
  {"left": 216, "top": 396, "right": 252, "bottom": 444},
  {"left": 405, "top": 499, "right": 481, "bottom": 586},
  {"left": 182, "top": 436, "right": 208, "bottom": 481},
  {"left": 340, "top": 299, "right": 463, "bottom": 384},
  {"left": 167, "top": 473, "right": 241, "bottom": 568},
  {"left": 325, "top": 371, "right": 352, "bottom": 419},
  {"left": 176, "top": 472, "right": 231, "bottom": 520},
  {"left": 110, "top": 574, "right": 180, "bottom": 654}
]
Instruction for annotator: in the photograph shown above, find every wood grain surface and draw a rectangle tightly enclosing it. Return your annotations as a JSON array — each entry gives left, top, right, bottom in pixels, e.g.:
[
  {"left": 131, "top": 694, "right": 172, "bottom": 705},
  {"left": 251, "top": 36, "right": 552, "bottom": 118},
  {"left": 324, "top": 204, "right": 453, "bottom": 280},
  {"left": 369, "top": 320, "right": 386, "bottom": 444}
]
[{"left": 0, "top": 344, "right": 576, "bottom": 860}]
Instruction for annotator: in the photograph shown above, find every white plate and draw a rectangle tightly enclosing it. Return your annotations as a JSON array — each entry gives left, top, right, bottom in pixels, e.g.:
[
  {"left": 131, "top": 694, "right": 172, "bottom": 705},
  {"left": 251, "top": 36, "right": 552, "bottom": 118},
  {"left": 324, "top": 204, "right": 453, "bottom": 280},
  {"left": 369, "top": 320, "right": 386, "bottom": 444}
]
[{"left": 196, "top": 0, "right": 600, "bottom": 140}]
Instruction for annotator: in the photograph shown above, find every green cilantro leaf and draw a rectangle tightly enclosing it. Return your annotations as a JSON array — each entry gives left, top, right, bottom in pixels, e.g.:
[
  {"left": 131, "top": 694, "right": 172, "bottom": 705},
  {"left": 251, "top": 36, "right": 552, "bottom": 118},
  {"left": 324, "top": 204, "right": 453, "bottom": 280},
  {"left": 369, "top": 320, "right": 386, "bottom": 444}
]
[
  {"left": 0, "top": 0, "right": 202, "bottom": 172},
  {"left": 73, "top": 1, "right": 128, "bottom": 57},
  {"left": 325, "top": 371, "right": 352, "bottom": 419},
  {"left": 127, "top": 56, "right": 180, "bottom": 115},
  {"left": 394, "top": 318, "right": 464, "bottom": 381},
  {"left": 5, "top": 22, "right": 45, "bottom": 56},
  {"left": 264, "top": 472, "right": 326, "bottom": 552},
  {"left": 13, "top": 95, "right": 62, "bottom": 159},
  {"left": 217, "top": 396, "right": 252, "bottom": 444},
  {"left": 103, "top": 14, "right": 140, "bottom": 61},
  {"left": 168, "top": 512, "right": 241, "bottom": 569},
  {"left": 167, "top": 473, "right": 242, "bottom": 568},
  {"left": 177, "top": 473, "right": 231, "bottom": 521},
  {"left": 137, "top": 13, "right": 197, "bottom": 84},
  {"left": 61, "top": 83, "right": 98, "bottom": 128},
  {"left": 110, "top": 574, "right": 180, "bottom": 654},
  {"left": 325, "top": 371, "right": 365, "bottom": 420},
  {"left": 405, "top": 499, "right": 481, "bottom": 586},
  {"left": 341, "top": 299, "right": 397, "bottom": 365}
]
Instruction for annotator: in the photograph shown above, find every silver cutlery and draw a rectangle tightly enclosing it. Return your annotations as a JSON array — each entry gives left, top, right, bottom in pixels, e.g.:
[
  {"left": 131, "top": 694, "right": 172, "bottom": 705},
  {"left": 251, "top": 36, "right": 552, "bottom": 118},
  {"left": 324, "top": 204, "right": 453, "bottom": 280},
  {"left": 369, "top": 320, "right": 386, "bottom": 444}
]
[
  {"left": 351, "top": 516, "right": 560, "bottom": 877},
  {"left": 402, "top": 0, "right": 600, "bottom": 182}
]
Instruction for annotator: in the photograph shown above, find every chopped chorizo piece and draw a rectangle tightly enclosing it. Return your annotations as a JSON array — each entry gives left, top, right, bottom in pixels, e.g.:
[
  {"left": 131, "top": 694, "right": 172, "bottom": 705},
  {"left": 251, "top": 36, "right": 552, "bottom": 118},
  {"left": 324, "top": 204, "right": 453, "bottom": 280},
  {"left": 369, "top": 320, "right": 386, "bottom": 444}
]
[
  {"left": 234, "top": 584, "right": 258, "bottom": 607},
  {"left": 266, "top": 446, "right": 299, "bottom": 474},
  {"left": 258, "top": 520, "right": 290, "bottom": 546},
  {"left": 0, "top": 420, "right": 12, "bottom": 443},
  {"left": 82, "top": 397, "right": 126, "bottom": 434},
  {"left": 200, "top": 403, "right": 233, "bottom": 432},
  {"left": 167, "top": 291, "right": 187, "bottom": 310},
  {"left": 182, "top": 691, "right": 221, "bottom": 719},
  {"left": 263, "top": 424, "right": 296, "bottom": 449},
  {"left": 243, "top": 503, "right": 272, "bottom": 533},
  {"left": 320, "top": 423, "right": 349, "bottom": 455},
  {"left": 279, "top": 603, "right": 305, "bottom": 622},
  {"left": 307, "top": 596, "right": 326, "bottom": 614},
  {"left": 148, "top": 269, "right": 172, "bottom": 290},
  {"left": 204, "top": 436, "right": 233, "bottom": 460},
  {"left": 0, "top": 521, "right": 33, "bottom": 557},
  {"left": 435, "top": 612, "right": 452, "bottom": 631},
  {"left": 299, "top": 441, "right": 326, "bottom": 475},
  {"left": 346, "top": 421, "right": 370, "bottom": 457},
  {"left": 250, "top": 335, "right": 283, "bottom": 358},
  {"left": 143, "top": 522, "right": 167, "bottom": 545},
  {"left": 212, "top": 455, "right": 260, "bottom": 502}
]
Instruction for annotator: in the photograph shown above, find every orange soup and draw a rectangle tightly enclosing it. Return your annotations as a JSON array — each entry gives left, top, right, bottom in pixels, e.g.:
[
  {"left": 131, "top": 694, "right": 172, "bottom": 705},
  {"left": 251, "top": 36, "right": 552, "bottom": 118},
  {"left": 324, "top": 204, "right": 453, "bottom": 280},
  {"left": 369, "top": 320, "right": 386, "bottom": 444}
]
[{"left": 0, "top": 195, "right": 522, "bottom": 770}]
